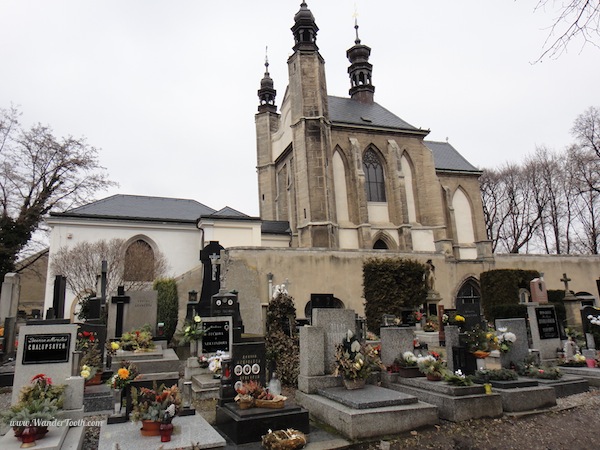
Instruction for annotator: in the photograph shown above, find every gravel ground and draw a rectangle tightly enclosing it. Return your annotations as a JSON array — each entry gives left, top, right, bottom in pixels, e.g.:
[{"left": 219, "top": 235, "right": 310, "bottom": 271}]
[{"left": 2, "top": 386, "right": 599, "bottom": 449}]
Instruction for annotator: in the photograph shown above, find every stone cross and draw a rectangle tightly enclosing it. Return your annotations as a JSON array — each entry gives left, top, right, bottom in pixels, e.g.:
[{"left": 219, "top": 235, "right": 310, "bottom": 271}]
[
  {"left": 209, "top": 253, "right": 220, "bottom": 281},
  {"left": 561, "top": 273, "right": 571, "bottom": 292},
  {"left": 111, "top": 286, "right": 130, "bottom": 338}
]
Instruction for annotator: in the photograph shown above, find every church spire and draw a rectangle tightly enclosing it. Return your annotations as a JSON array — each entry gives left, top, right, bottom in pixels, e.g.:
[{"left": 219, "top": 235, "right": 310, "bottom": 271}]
[
  {"left": 258, "top": 48, "right": 277, "bottom": 113},
  {"left": 291, "top": 1, "right": 319, "bottom": 51},
  {"left": 346, "top": 15, "right": 375, "bottom": 103}
]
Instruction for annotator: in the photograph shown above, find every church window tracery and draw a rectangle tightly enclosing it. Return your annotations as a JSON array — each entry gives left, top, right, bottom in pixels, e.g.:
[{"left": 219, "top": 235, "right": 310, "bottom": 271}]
[{"left": 363, "top": 149, "right": 386, "bottom": 202}]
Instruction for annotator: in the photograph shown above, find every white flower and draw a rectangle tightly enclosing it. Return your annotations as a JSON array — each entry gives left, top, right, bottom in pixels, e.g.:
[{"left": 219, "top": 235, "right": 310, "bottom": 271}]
[
  {"left": 403, "top": 351, "right": 417, "bottom": 362},
  {"left": 350, "top": 340, "right": 361, "bottom": 353},
  {"left": 588, "top": 315, "right": 594, "bottom": 320},
  {"left": 504, "top": 332, "right": 517, "bottom": 343},
  {"left": 194, "top": 315, "right": 202, "bottom": 323},
  {"left": 454, "top": 369, "right": 464, "bottom": 377},
  {"left": 185, "top": 326, "right": 191, "bottom": 333},
  {"left": 165, "top": 404, "right": 176, "bottom": 417},
  {"left": 497, "top": 327, "right": 507, "bottom": 333}
]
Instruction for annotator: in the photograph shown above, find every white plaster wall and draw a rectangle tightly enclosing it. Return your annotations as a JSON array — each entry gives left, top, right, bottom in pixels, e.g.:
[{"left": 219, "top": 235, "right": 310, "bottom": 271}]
[
  {"left": 339, "top": 228, "right": 359, "bottom": 249},
  {"left": 271, "top": 101, "right": 293, "bottom": 161},
  {"left": 453, "top": 189, "right": 475, "bottom": 244},
  {"left": 411, "top": 228, "right": 436, "bottom": 252},
  {"left": 367, "top": 202, "right": 390, "bottom": 223},
  {"left": 44, "top": 218, "right": 202, "bottom": 318},
  {"left": 332, "top": 152, "right": 350, "bottom": 222},
  {"left": 200, "top": 220, "right": 263, "bottom": 247}
]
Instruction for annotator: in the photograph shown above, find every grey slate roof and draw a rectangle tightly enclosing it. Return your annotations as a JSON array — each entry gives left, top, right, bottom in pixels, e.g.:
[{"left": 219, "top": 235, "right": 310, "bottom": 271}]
[
  {"left": 261, "top": 220, "right": 291, "bottom": 235},
  {"left": 209, "top": 207, "right": 251, "bottom": 218},
  {"left": 51, "top": 194, "right": 217, "bottom": 223},
  {"left": 424, "top": 141, "right": 480, "bottom": 173},
  {"left": 328, "top": 96, "right": 419, "bottom": 131}
]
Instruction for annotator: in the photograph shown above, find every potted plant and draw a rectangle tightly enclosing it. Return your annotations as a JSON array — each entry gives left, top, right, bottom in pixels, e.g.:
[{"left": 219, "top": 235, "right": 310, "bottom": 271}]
[
  {"left": 1, "top": 374, "right": 65, "bottom": 442},
  {"left": 234, "top": 380, "right": 287, "bottom": 410},
  {"left": 443, "top": 369, "right": 473, "bottom": 386},
  {"left": 77, "top": 330, "right": 102, "bottom": 385},
  {"left": 120, "top": 325, "right": 156, "bottom": 352},
  {"left": 106, "top": 361, "right": 140, "bottom": 414},
  {"left": 496, "top": 327, "right": 517, "bottom": 353},
  {"left": 463, "top": 325, "right": 499, "bottom": 358},
  {"left": 417, "top": 352, "right": 447, "bottom": 381},
  {"left": 208, "top": 350, "right": 229, "bottom": 379},
  {"left": 333, "top": 330, "right": 385, "bottom": 389},
  {"left": 131, "top": 382, "right": 181, "bottom": 436},
  {"left": 390, "top": 351, "right": 425, "bottom": 377},
  {"left": 175, "top": 315, "right": 208, "bottom": 356}
]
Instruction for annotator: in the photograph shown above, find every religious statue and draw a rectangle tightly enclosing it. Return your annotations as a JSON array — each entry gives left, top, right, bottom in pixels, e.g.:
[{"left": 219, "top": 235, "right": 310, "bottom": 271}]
[
  {"left": 424, "top": 259, "right": 436, "bottom": 292},
  {"left": 563, "top": 336, "right": 578, "bottom": 361}
]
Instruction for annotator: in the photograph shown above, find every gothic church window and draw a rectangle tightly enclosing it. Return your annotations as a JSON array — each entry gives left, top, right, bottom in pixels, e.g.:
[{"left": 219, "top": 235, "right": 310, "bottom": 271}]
[
  {"left": 363, "top": 149, "right": 386, "bottom": 202},
  {"left": 124, "top": 239, "right": 155, "bottom": 282}
]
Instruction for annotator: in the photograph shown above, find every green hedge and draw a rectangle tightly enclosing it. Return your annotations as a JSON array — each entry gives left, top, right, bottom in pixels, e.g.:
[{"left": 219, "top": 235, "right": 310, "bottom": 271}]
[
  {"left": 265, "top": 292, "right": 299, "bottom": 387},
  {"left": 547, "top": 289, "right": 567, "bottom": 327},
  {"left": 488, "top": 304, "right": 528, "bottom": 321},
  {"left": 363, "top": 257, "right": 427, "bottom": 332},
  {"left": 153, "top": 278, "right": 179, "bottom": 343},
  {"left": 480, "top": 269, "right": 538, "bottom": 321}
]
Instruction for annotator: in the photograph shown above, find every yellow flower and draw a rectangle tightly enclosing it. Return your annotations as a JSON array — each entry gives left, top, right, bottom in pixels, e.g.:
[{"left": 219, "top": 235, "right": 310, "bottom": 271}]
[
  {"left": 117, "top": 368, "right": 130, "bottom": 379},
  {"left": 80, "top": 369, "right": 90, "bottom": 379},
  {"left": 194, "top": 315, "right": 202, "bottom": 323},
  {"left": 111, "top": 342, "right": 120, "bottom": 351},
  {"left": 455, "top": 315, "right": 465, "bottom": 322}
]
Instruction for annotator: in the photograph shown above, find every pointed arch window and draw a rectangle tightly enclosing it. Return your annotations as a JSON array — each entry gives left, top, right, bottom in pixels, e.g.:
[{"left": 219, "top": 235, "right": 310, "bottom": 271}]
[
  {"left": 124, "top": 240, "right": 155, "bottom": 282},
  {"left": 363, "top": 149, "right": 386, "bottom": 202}
]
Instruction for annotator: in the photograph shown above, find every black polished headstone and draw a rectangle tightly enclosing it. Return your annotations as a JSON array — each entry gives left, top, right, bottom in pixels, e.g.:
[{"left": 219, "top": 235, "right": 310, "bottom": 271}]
[
  {"left": 110, "top": 286, "right": 130, "bottom": 338},
  {"left": 52, "top": 275, "right": 67, "bottom": 319},
  {"left": 202, "top": 318, "right": 233, "bottom": 354},
  {"left": 220, "top": 341, "right": 266, "bottom": 406},
  {"left": 77, "top": 322, "right": 107, "bottom": 365},
  {"left": 22, "top": 333, "right": 71, "bottom": 364},
  {"left": 211, "top": 290, "right": 244, "bottom": 341},
  {"left": 456, "top": 301, "right": 483, "bottom": 331},
  {"left": 535, "top": 307, "right": 560, "bottom": 339},
  {"left": 199, "top": 241, "right": 224, "bottom": 317}
]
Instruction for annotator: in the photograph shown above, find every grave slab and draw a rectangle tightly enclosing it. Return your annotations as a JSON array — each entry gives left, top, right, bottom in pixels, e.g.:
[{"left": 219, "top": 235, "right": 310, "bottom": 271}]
[
  {"left": 384, "top": 378, "right": 502, "bottom": 422},
  {"left": 534, "top": 374, "right": 589, "bottom": 397},
  {"left": 492, "top": 385, "right": 556, "bottom": 412},
  {"left": 559, "top": 366, "right": 600, "bottom": 387},
  {"left": 111, "top": 348, "right": 180, "bottom": 374},
  {"left": 295, "top": 390, "right": 438, "bottom": 440},
  {"left": 0, "top": 425, "right": 68, "bottom": 450},
  {"left": 215, "top": 402, "right": 309, "bottom": 445},
  {"left": 317, "top": 385, "right": 418, "bottom": 409},
  {"left": 99, "top": 414, "right": 225, "bottom": 449},
  {"left": 298, "top": 374, "right": 341, "bottom": 394}
]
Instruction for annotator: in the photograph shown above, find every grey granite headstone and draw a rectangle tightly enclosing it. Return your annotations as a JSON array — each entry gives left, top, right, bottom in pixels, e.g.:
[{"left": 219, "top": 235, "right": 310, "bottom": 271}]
[
  {"left": 107, "top": 290, "right": 158, "bottom": 339},
  {"left": 496, "top": 318, "right": 529, "bottom": 368},
  {"left": 444, "top": 325, "right": 460, "bottom": 372},
  {"left": 12, "top": 324, "right": 78, "bottom": 405},
  {"left": 380, "top": 327, "right": 415, "bottom": 366},
  {"left": 312, "top": 308, "right": 356, "bottom": 373},
  {"left": 0, "top": 272, "right": 20, "bottom": 322},
  {"left": 299, "top": 326, "right": 325, "bottom": 377},
  {"left": 527, "top": 304, "right": 561, "bottom": 360}
]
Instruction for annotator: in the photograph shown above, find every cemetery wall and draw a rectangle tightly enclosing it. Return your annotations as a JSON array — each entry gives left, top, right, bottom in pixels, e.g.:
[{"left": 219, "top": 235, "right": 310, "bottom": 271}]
[{"left": 222, "top": 248, "right": 600, "bottom": 335}]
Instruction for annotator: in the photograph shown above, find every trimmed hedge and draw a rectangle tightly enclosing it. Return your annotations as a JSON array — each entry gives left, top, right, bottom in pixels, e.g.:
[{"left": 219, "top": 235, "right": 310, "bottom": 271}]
[
  {"left": 480, "top": 269, "right": 538, "bottom": 321},
  {"left": 153, "top": 278, "right": 179, "bottom": 343},
  {"left": 363, "top": 257, "right": 427, "bottom": 332}
]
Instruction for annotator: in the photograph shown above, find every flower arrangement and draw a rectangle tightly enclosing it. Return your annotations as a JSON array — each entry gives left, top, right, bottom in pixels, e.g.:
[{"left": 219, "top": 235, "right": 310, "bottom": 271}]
[
  {"left": 496, "top": 327, "right": 517, "bottom": 353},
  {"left": 416, "top": 351, "right": 446, "bottom": 378},
  {"left": 106, "top": 340, "right": 121, "bottom": 356},
  {"left": 333, "top": 330, "right": 385, "bottom": 381},
  {"left": 120, "top": 325, "right": 155, "bottom": 352},
  {"left": 516, "top": 358, "right": 562, "bottom": 380},
  {"left": 198, "top": 354, "right": 209, "bottom": 368},
  {"left": 423, "top": 315, "right": 439, "bottom": 332},
  {"left": 463, "top": 325, "right": 498, "bottom": 354},
  {"left": 234, "top": 381, "right": 287, "bottom": 409},
  {"left": 413, "top": 311, "right": 423, "bottom": 322},
  {"left": 395, "top": 351, "right": 419, "bottom": 368},
  {"left": 130, "top": 383, "right": 181, "bottom": 422},
  {"left": 176, "top": 315, "right": 207, "bottom": 344},
  {"left": 208, "top": 350, "right": 229, "bottom": 376},
  {"left": 77, "top": 330, "right": 102, "bottom": 381},
  {"left": 106, "top": 361, "right": 140, "bottom": 389},
  {"left": 1, "top": 374, "right": 65, "bottom": 427},
  {"left": 442, "top": 312, "right": 466, "bottom": 326},
  {"left": 443, "top": 369, "right": 473, "bottom": 386},
  {"left": 558, "top": 352, "right": 587, "bottom": 367},
  {"left": 474, "top": 368, "right": 518, "bottom": 382}
]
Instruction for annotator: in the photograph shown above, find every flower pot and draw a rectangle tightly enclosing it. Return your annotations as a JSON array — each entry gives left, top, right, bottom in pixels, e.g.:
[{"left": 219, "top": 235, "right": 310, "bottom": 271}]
[
  {"left": 586, "top": 359, "right": 596, "bottom": 368},
  {"left": 472, "top": 351, "right": 490, "bottom": 359},
  {"left": 160, "top": 422, "right": 174, "bottom": 442},
  {"left": 85, "top": 371, "right": 103, "bottom": 386},
  {"left": 112, "top": 388, "right": 123, "bottom": 415},
  {"left": 14, "top": 425, "right": 48, "bottom": 442},
  {"left": 140, "top": 420, "right": 161, "bottom": 436},
  {"left": 343, "top": 378, "right": 366, "bottom": 390},
  {"left": 397, "top": 366, "right": 424, "bottom": 378},
  {"left": 426, "top": 373, "right": 442, "bottom": 381}
]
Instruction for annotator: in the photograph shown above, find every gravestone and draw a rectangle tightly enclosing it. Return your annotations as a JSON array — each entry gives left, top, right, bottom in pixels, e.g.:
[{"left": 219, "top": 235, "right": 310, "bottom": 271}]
[
  {"left": 0, "top": 272, "right": 20, "bottom": 322},
  {"left": 312, "top": 308, "right": 356, "bottom": 373},
  {"left": 581, "top": 305, "right": 600, "bottom": 349},
  {"left": 530, "top": 275, "right": 548, "bottom": 303},
  {"left": 77, "top": 322, "right": 107, "bottom": 366},
  {"left": 381, "top": 314, "right": 400, "bottom": 327},
  {"left": 201, "top": 316, "right": 233, "bottom": 354},
  {"left": 456, "top": 301, "right": 483, "bottom": 331},
  {"left": 306, "top": 293, "right": 335, "bottom": 320},
  {"left": 12, "top": 323, "right": 78, "bottom": 405},
  {"left": 219, "top": 340, "right": 266, "bottom": 406},
  {"left": 107, "top": 289, "right": 157, "bottom": 339},
  {"left": 561, "top": 272, "right": 583, "bottom": 330},
  {"left": 52, "top": 275, "right": 67, "bottom": 319},
  {"left": 527, "top": 304, "right": 561, "bottom": 360},
  {"left": 199, "top": 240, "right": 224, "bottom": 317},
  {"left": 495, "top": 318, "right": 529, "bottom": 368},
  {"left": 211, "top": 290, "right": 244, "bottom": 341},
  {"left": 380, "top": 327, "right": 414, "bottom": 366}
]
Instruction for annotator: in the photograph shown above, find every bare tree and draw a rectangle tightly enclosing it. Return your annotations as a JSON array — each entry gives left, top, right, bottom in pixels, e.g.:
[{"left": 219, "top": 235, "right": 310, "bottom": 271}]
[
  {"left": 535, "top": 1, "right": 600, "bottom": 61},
  {"left": 0, "top": 106, "right": 116, "bottom": 284},
  {"left": 571, "top": 106, "right": 600, "bottom": 161},
  {"left": 480, "top": 168, "right": 508, "bottom": 252},
  {"left": 50, "top": 238, "right": 169, "bottom": 298}
]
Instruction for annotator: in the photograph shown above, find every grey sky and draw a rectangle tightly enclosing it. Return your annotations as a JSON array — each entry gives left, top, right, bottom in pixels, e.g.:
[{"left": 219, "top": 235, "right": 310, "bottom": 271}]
[{"left": 1, "top": 1, "right": 598, "bottom": 216}]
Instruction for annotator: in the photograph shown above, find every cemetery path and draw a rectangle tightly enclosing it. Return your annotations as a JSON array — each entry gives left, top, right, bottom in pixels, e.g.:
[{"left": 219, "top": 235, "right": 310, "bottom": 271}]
[{"left": 350, "top": 388, "right": 600, "bottom": 450}]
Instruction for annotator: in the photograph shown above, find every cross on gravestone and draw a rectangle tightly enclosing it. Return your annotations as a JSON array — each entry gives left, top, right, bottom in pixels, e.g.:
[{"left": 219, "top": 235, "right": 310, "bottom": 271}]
[
  {"left": 209, "top": 253, "right": 220, "bottom": 282},
  {"left": 111, "top": 286, "right": 130, "bottom": 338},
  {"left": 561, "top": 273, "right": 571, "bottom": 292},
  {"left": 199, "top": 241, "right": 225, "bottom": 317}
]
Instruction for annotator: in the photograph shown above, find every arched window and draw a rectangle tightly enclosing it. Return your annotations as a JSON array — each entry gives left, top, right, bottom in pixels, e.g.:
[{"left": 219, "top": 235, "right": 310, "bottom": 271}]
[
  {"left": 124, "top": 240, "right": 155, "bottom": 282},
  {"left": 373, "top": 239, "right": 388, "bottom": 249},
  {"left": 363, "top": 149, "right": 386, "bottom": 202}
]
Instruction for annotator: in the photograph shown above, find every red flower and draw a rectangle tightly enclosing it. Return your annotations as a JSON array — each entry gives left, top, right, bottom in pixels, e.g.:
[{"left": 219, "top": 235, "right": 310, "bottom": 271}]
[{"left": 83, "top": 331, "right": 91, "bottom": 337}]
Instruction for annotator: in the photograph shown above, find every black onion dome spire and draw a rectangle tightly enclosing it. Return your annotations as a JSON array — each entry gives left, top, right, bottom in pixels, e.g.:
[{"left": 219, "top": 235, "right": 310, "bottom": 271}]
[
  {"left": 291, "top": 2, "right": 319, "bottom": 51},
  {"left": 258, "top": 49, "right": 277, "bottom": 113},
  {"left": 346, "top": 17, "right": 374, "bottom": 103}
]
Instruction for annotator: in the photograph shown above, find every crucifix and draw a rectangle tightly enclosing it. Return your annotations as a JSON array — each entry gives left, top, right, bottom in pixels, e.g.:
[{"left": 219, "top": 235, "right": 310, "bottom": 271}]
[
  {"left": 209, "top": 253, "right": 220, "bottom": 281},
  {"left": 561, "top": 273, "right": 571, "bottom": 293},
  {"left": 111, "top": 285, "right": 130, "bottom": 338}
]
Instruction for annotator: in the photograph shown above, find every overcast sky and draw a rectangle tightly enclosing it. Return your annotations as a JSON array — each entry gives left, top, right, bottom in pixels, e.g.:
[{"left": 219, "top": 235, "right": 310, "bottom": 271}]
[{"left": 1, "top": 1, "right": 598, "bottom": 217}]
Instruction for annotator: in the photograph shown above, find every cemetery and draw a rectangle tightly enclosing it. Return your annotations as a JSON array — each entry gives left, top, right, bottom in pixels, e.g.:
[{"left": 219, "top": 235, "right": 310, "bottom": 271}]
[{"left": 1, "top": 259, "right": 600, "bottom": 449}]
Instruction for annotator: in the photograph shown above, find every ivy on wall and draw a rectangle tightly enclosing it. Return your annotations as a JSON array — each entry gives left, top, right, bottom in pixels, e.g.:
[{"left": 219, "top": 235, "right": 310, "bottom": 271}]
[
  {"left": 153, "top": 278, "right": 179, "bottom": 343},
  {"left": 363, "top": 257, "right": 427, "bottom": 332},
  {"left": 265, "top": 291, "right": 299, "bottom": 387}
]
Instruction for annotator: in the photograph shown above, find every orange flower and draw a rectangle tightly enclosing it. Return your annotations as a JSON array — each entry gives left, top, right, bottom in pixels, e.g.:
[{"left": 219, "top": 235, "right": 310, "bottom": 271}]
[{"left": 117, "top": 368, "right": 130, "bottom": 379}]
